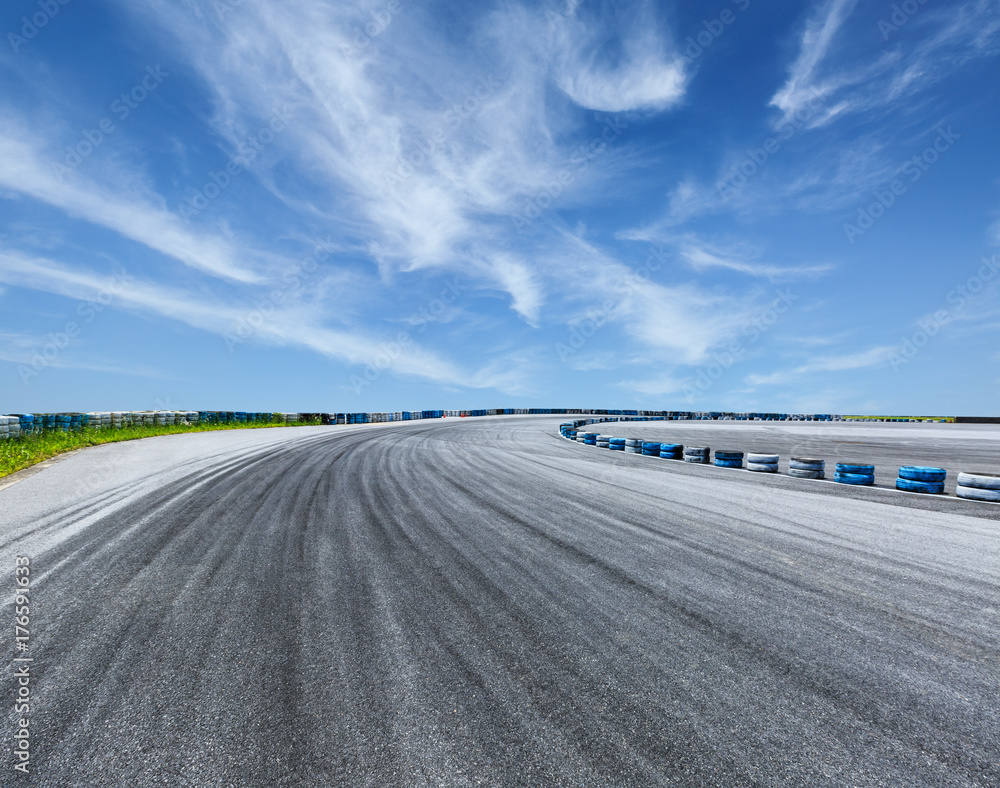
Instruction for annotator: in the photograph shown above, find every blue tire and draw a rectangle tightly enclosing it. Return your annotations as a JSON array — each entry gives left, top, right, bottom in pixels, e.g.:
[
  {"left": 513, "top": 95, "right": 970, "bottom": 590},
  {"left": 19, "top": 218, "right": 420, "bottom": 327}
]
[
  {"left": 609, "top": 444, "right": 624, "bottom": 451},
  {"left": 715, "top": 450, "right": 744, "bottom": 461},
  {"left": 898, "top": 466, "right": 946, "bottom": 483},
  {"left": 836, "top": 463, "right": 875, "bottom": 475},
  {"left": 896, "top": 478, "right": 945, "bottom": 494},
  {"left": 835, "top": 471, "right": 874, "bottom": 485},
  {"left": 660, "top": 443, "right": 682, "bottom": 453},
  {"left": 715, "top": 459, "right": 743, "bottom": 468}
]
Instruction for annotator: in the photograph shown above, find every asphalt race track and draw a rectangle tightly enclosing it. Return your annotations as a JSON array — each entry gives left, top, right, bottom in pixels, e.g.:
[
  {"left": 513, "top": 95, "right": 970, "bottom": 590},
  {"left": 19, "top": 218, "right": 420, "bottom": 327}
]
[{"left": 2, "top": 416, "right": 998, "bottom": 786}]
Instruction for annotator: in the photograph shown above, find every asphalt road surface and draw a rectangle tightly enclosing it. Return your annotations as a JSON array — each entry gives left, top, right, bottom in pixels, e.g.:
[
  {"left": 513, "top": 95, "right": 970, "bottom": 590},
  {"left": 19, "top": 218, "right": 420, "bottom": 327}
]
[{"left": 1, "top": 416, "right": 998, "bottom": 786}]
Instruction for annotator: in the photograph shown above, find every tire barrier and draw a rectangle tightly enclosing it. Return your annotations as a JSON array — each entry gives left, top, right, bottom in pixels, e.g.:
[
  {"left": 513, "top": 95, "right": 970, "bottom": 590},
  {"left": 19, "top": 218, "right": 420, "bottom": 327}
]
[
  {"left": 789, "top": 457, "right": 824, "bottom": 473},
  {"left": 746, "top": 452, "right": 778, "bottom": 473},
  {"left": 714, "top": 450, "right": 743, "bottom": 468},
  {"left": 896, "top": 466, "right": 946, "bottom": 494},
  {"left": 898, "top": 466, "right": 947, "bottom": 483},
  {"left": 835, "top": 463, "right": 875, "bottom": 486},
  {"left": 789, "top": 458, "right": 825, "bottom": 480},
  {"left": 956, "top": 472, "right": 1000, "bottom": 502},
  {"left": 956, "top": 471, "right": 1000, "bottom": 490},
  {"left": 0, "top": 410, "right": 325, "bottom": 437},
  {"left": 659, "top": 443, "right": 683, "bottom": 460},
  {"left": 584, "top": 433, "right": 598, "bottom": 445},
  {"left": 683, "top": 446, "right": 710, "bottom": 464},
  {"left": 0, "top": 416, "right": 17, "bottom": 440},
  {"left": 558, "top": 420, "right": 1000, "bottom": 498}
]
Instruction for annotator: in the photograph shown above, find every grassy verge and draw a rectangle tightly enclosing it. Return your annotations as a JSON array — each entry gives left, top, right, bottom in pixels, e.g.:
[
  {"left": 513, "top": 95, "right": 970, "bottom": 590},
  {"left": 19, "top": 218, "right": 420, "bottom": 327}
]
[{"left": 0, "top": 420, "right": 323, "bottom": 480}]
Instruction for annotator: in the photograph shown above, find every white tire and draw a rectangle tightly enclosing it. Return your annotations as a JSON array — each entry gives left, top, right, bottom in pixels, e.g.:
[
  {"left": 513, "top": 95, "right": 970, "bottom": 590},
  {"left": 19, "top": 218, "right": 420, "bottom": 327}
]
[
  {"left": 747, "top": 462, "right": 778, "bottom": 472},
  {"left": 956, "top": 485, "right": 1000, "bottom": 502},
  {"left": 747, "top": 453, "right": 779, "bottom": 464},
  {"left": 788, "top": 468, "right": 824, "bottom": 479},
  {"left": 956, "top": 472, "right": 1000, "bottom": 490}
]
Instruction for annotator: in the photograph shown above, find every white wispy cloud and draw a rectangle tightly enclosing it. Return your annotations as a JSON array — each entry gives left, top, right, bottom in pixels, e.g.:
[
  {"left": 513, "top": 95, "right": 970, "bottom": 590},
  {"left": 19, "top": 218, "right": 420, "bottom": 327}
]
[
  {"left": 114, "top": 0, "right": 688, "bottom": 322},
  {"left": 549, "top": 2, "right": 687, "bottom": 112},
  {"left": 0, "top": 249, "right": 523, "bottom": 389},
  {"left": 770, "top": 0, "right": 1000, "bottom": 128},
  {"left": 745, "top": 345, "right": 894, "bottom": 386},
  {"left": 0, "top": 123, "right": 262, "bottom": 284}
]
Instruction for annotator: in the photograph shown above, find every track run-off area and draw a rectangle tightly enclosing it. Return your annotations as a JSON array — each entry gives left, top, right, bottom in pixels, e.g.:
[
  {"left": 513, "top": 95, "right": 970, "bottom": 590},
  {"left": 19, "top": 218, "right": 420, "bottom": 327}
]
[{"left": 2, "top": 416, "right": 998, "bottom": 786}]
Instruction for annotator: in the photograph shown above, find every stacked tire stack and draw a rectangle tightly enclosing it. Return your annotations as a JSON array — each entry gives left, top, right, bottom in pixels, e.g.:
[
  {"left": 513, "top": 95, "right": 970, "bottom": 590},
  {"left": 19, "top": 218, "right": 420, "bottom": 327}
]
[
  {"left": 835, "top": 463, "right": 875, "bottom": 486},
  {"left": 596, "top": 435, "right": 610, "bottom": 449},
  {"left": 684, "top": 446, "right": 710, "bottom": 464},
  {"left": 583, "top": 432, "right": 598, "bottom": 446},
  {"left": 625, "top": 438, "right": 642, "bottom": 454},
  {"left": 14, "top": 415, "right": 33, "bottom": 435},
  {"left": 659, "top": 443, "right": 683, "bottom": 460},
  {"left": 609, "top": 437, "right": 625, "bottom": 452},
  {"left": 0, "top": 416, "right": 13, "bottom": 440},
  {"left": 789, "top": 457, "right": 825, "bottom": 479},
  {"left": 714, "top": 450, "right": 744, "bottom": 468},
  {"left": 896, "top": 466, "right": 946, "bottom": 495},
  {"left": 747, "top": 453, "right": 779, "bottom": 473},
  {"left": 955, "top": 472, "right": 1000, "bottom": 502},
  {"left": 575, "top": 431, "right": 586, "bottom": 442},
  {"left": 642, "top": 441, "right": 661, "bottom": 457}
]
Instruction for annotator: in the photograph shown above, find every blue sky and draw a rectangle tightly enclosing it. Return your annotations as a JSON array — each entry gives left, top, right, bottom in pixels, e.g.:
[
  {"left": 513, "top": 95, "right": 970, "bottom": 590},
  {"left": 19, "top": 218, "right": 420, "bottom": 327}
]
[{"left": 1, "top": 0, "right": 999, "bottom": 414}]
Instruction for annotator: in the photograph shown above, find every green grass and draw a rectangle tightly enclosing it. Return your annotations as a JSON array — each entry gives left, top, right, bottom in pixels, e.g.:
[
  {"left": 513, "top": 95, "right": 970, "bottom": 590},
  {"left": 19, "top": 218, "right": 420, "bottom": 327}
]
[{"left": 0, "top": 420, "right": 322, "bottom": 480}]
